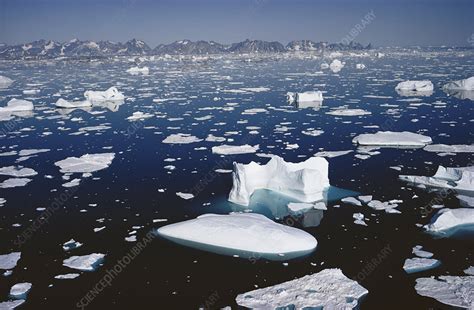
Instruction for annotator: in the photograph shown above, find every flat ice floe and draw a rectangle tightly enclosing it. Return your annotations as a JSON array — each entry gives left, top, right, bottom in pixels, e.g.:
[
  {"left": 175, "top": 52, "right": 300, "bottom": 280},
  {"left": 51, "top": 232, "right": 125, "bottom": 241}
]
[
  {"left": 126, "top": 111, "right": 153, "bottom": 121},
  {"left": 84, "top": 87, "right": 125, "bottom": 102},
  {"left": 286, "top": 91, "right": 323, "bottom": 103},
  {"left": 423, "top": 144, "right": 474, "bottom": 153},
  {"left": 235, "top": 268, "right": 368, "bottom": 309},
  {"left": 55, "top": 153, "right": 115, "bottom": 173},
  {"left": 54, "top": 273, "right": 80, "bottom": 280},
  {"left": 162, "top": 133, "right": 202, "bottom": 144},
  {"left": 403, "top": 257, "right": 440, "bottom": 274},
  {"left": 395, "top": 80, "right": 434, "bottom": 92},
  {"left": 63, "top": 253, "right": 105, "bottom": 271},
  {"left": 0, "top": 99, "right": 34, "bottom": 113},
  {"left": 0, "top": 178, "right": 32, "bottom": 188},
  {"left": 0, "top": 252, "right": 21, "bottom": 270},
  {"left": 399, "top": 166, "right": 474, "bottom": 192},
  {"left": 212, "top": 144, "right": 259, "bottom": 155},
  {"left": 55, "top": 98, "right": 92, "bottom": 108},
  {"left": 157, "top": 213, "right": 317, "bottom": 260},
  {"left": 9, "top": 282, "right": 32, "bottom": 298},
  {"left": 424, "top": 208, "right": 474, "bottom": 234},
  {"left": 326, "top": 108, "right": 371, "bottom": 116},
  {"left": 415, "top": 275, "right": 473, "bottom": 309},
  {"left": 0, "top": 166, "right": 37, "bottom": 177},
  {"left": 0, "top": 300, "right": 25, "bottom": 309},
  {"left": 0, "top": 75, "right": 14, "bottom": 88},
  {"left": 353, "top": 131, "right": 432, "bottom": 147},
  {"left": 126, "top": 66, "right": 149, "bottom": 75},
  {"left": 228, "top": 155, "right": 329, "bottom": 206},
  {"left": 313, "top": 150, "right": 352, "bottom": 158}
]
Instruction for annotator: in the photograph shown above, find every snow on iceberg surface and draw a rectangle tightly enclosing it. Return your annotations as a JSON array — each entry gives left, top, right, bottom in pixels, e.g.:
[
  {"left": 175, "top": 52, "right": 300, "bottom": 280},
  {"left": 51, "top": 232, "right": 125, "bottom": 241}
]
[
  {"left": 228, "top": 155, "right": 330, "bottom": 206},
  {"left": 443, "top": 76, "right": 474, "bottom": 91},
  {"left": 287, "top": 91, "right": 323, "bottom": 103},
  {"left": 0, "top": 99, "right": 34, "bottom": 112},
  {"left": 84, "top": 87, "right": 125, "bottom": 102},
  {"left": 236, "top": 268, "right": 368, "bottom": 309},
  {"left": 395, "top": 80, "right": 434, "bottom": 92},
  {"left": 399, "top": 166, "right": 474, "bottom": 192},
  {"left": 55, "top": 153, "right": 115, "bottom": 173},
  {"left": 157, "top": 213, "right": 317, "bottom": 260},
  {"left": 352, "top": 131, "right": 432, "bottom": 147},
  {"left": 424, "top": 208, "right": 474, "bottom": 234},
  {"left": 63, "top": 253, "right": 105, "bottom": 271},
  {"left": 415, "top": 275, "right": 473, "bottom": 309}
]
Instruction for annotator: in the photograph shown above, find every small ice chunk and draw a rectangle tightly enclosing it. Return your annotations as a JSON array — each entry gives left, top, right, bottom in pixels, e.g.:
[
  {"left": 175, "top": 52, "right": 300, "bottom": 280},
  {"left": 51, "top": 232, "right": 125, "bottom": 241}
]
[
  {"left": 9, "top": 282, "right": 32, "bottom": 298},
  {"left": 84, "top": 87, "right": 124, "bottom": 102},
  {"left": 236, "top": 268, "right": 368, "bottom": 309},
  {"left": 126, "top": 66, "right": 149, "bottom": 75},
  {"left": 176, "top": 192, "right": 194, "bottom": 200},
  {"left": 314, "top": 150, "right": 352, "bottom": 158},
  {"left": 162, "top": 133, "right": 202, "bottom": 144},
  {"left": 0, "top": 178, "right": 32, "bottom": 188},
  {"left": 400, "top": 166, "right": 474, "bottom": 192},
  {"left": 412, "top": 245, "right": 434, "bottom": 258},
  {"left": 327, "top": 109, "right": 371, "bottom": 116},
  {"left": 228, "top": 155, "right": 329, "bottom": 206},
  {"left": 54, "top": 273, "right": 80, "bottom": 280},
  {"left": 55, "top": 98, "right": 92, "bottom": 108},
  {"left": 126, "top": 111, "right": 153, "bottom": 121},
  {"left": 0, "top": 252, "right": 21, "bottom": 270},
  {"left": 356, "top": 63, "right": 366, "bottom": 69},
  {"left": 341, "top": 197, "right": 362, "bottom": 206},
  {"left": 157, "top": 213, "right": 317, "bottom": 260},
  {"left": 0, "top": 75, "right": 14, "bottom": 88},
  {"left": 395, "top": 80, "right": 434, "bottom": 92},
  {"left": 62, "top": 239, "right": 83, "bottom": 251},
  {"left": 353, "top": 213, "right": 367, "bottom": 226},
  {"left": 353, "top": 131, "right": 432, "bottom": 147},
  {"left": 403, "top": 257, "right": 440, "bottom": 274},
  {"left": 0, "top": 300, "right": 25, "bottom": 309},
  {"left": 212, "top": 144, "right": 259, "bottom": 155},
  {"left": 63, "top": 253, "right": 105, "bottom": 271},
  {"left": 358, "top": 195, "right": 373, "bottom": 204},
  {"left": 287, "top": 202, "right": 314, "bottom": 213},
  {"left": 287, "top": 91, "right": 323, "bottom": 103}
]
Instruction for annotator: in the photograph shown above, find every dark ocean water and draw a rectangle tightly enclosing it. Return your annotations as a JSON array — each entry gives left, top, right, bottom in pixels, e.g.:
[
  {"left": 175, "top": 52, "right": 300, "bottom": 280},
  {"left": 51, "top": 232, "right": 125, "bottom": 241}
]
[{"left": 0, "top": 49, "right": 473, "bottom": 309}]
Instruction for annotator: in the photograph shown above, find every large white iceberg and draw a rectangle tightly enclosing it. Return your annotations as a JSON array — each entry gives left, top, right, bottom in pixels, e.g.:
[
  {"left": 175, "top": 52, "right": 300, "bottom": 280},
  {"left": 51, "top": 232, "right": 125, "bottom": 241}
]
[
  {"left": 415, "top": 275, "right": 473, "bottom": 309},
  {"left": 84, "top": 87, "right": 125, "bottom": 102},
  {"left": 353, "top": 131, "right": 432, "bottom": 147},
  {"left": 424, "top": 208, "right": 474, "bottom": 234},
  {"left": 399, "top": 166, "right": 474, "bottom": 192},
  {"left": 395, "top": 80, "right": 434, "bottom": 92},
  {"left": 157, "top": 213, "right": 317, "bottom": 260},
  {"left": 54, "top": 153, "right": 115, "bottom": 173},
  {"left": 287, "top": 91, "right": 323, "bottom": 104},
  {"left": 228, "top": 155, "right": 329, "bottom": 206},
  {"left": 0, "top": 99, "right": 34, "bottom": 113},
  {"left": 443, "top": 76, "right": 474, "bottom": 91},
  {"left": 236, "top": 268, "right": 368, "bottom": 309},
  {"left": 63, "top": 253, "right": 105, "bottom": 271},
  {"left": 55, "top": 98, "right": 92, "bottom": 109}
]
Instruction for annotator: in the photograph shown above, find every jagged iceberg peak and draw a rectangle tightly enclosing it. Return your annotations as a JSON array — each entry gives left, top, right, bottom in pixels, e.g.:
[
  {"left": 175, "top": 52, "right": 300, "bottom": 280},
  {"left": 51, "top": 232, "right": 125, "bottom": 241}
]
[{"left": 228, "top": 155, "right": 330, "bottom": 206}]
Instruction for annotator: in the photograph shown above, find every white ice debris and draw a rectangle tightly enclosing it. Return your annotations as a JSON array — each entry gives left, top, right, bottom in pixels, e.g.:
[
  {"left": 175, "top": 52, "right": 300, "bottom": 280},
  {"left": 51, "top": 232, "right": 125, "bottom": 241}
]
[
  {"left": 126, "top": 111, "right": 153, "bottom": 121},
  {"left": 54, "top": 153, "right": 115, "bottom": 174},
  {"left": 399, "top": 166, "right": 474, "bottom": 192},
  {"left": 162, "top": 133, "right": 203, "bottom": 144},
  {"left": 0, "top": 178, "right": 32, "bottom": 188},
  {"left": 415, "top": 275, "right": 473, "bottom": 309},
  {"left": 423, "top": 144, "right": 474, "bottom": 154},
  {"left": 157, "top": 213, "right": 317, "bottom": 259},
  {"left": 356, "top": 63, "right": 366, "bottom": 69},
  {"left": 395, "top": 80, "right": 434, "bottom": 92},
  {"left": 84, "top": 87, "right": 124, "bottom": 102},
  {"left": 0, "top": 252, "right": 21, "bottom": 270},
  {"left": 329, "top": 59, "right": 344, "bottom": 72},
  {"left": 0, "top": 99, "right": 34, "bottom": 113},
  {"left": 0, "top": 300, "right": 25, "bottom": 309},
  {"left": 412, "top": 245, "right": 433, "bottom": 258},
  {"left": 403, "top": 257, "right": 440, "bottom": 274},
  {"left": 9, "top": 282, "right": 32, "bottom": 298},
  {"left": 55, "top": 98, "right": 92, "bottom": 108},
  {"left": 63, "top": 253, "right": 105, "bottom": 271},
  {"left": 62, "top": 239, "right": 83, "bottom": 251},
  {"left": 0, "top": 166, "right": 37, "bottom": 177},
  {"left": 176, "top": 192, "right": 194, "bottom": 200},
  {"left": 424, "top": 208, "right": 474, "bottom": 233},
  {"left": 353, "top": 213, "right": 367, "bottom": 226},
  {"left": 0, "top": 75, "right": 14, "bottom": 88},
  {"left": 235, "top": 268, "right": 368, "bottom": 309},
  {"left": 326, "top": 108, "right": 371, "bottom": 116},
  {"left": 126, "top": 66, "right": 149, "bottom": 75},
  {"left": 341, "top": 197, "right": 362, "bottom": 206},
  {"left": 212, "top": 144, "right": 259, "bottom": 155},
  {"left": 54, "top": 273, "right": 80, "bottom": 280},
  {"left": 358, "top": 195, "right": 373, "bottom": 204},
  {"left": 228, "top": 155, "right": 329, "bottom": 206},
  {"left": 313, "top": 150, "right": 352, "bottom": 158},
  {"left": 287, "top": 91, "right": 323, "bottom": 103},
  {"left": 353, "top": 131, "right": 432, "bottom": 147},
  {"left": 443, "top": 76, "right": 474, "bottom": 91}
]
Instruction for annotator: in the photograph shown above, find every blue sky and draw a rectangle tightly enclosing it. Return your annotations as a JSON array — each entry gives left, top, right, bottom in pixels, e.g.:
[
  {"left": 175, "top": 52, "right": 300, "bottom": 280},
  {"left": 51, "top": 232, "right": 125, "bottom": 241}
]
[{"left": 0, "top": 0, "right": 473, "bottom": 47}]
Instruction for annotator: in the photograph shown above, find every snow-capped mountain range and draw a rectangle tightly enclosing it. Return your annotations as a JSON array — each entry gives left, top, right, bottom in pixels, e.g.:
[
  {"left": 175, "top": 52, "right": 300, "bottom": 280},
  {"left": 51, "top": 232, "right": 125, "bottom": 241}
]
[{"left": 0, "top": 38, "right": 371, "bottom": 59}]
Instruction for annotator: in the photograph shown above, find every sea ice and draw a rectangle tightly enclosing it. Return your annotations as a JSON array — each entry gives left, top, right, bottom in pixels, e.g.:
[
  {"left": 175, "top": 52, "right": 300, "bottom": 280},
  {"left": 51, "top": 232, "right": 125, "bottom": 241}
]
[
  {"left": 326, "top": 108, "right": 371, "bottom": 116},
  {"left": 84, "top": 87, "right": 125, "bottom": 102},
  {"left": 415, "top": 275, "right": 473, "bottom": 308},
  {"left": 176, "top": 192, "right": 194, "bottom": 200},
  {"left": 424, "top": 208, "right": 474, "bottom": 234},
  {"left": 353, "top": 131, "right": 432, "bottom": 147},
  {"left": 9, "top": 283, "right": 32, "bottom": 298},
  {"left": 212, "top": 144, "right": 259, "bottom": 155},
  {"left": 235, "top": 268, "right": 368, "bottom": 309},
  {"left": 0, "top": 99, "right": 34, "bottom": 113},
  {"left": 395, "top": 80, "right": 434, "bottom": 92},
  {"left": 399, "top": 166, "right": 474, "bottom": 192},
  {"left": 54, "top": 153, "right": 115, "bottom": 173},
  {"left": 157, "top": 213, "right": 317, "bottom": 260},
  {"left": 286, "top": 91, "right": 323, "bottom": 103},
  {"left": 126, "top": 66, "right": 149, "bottom": 75},
  {"left": 0, "top": 252, "right": 21, "bottom": 270},
  {"left": 63, "top": 253, "right": 105, "bottom": 271},
  {"left": 0, "top": 166, "right": 37, "bottom": 177},
  {"left": 162, "top": 133, "right": 203, "bottom": 144},
  {"left": 55, "top": 98, "right": 92, "bottom": 108},
  {"left": 423, "top": 144, "right": 474, "bottom": 154},
  {"left": 341, "top": 197, "right": 362, "bottom": 206},
  {"left": 0, "top": 75, "right": 14, "bottom": 88},
  {"left": 403, "top": 257, "right": 440, "bottom": 274},
  {"left": 228, "top": 155, "right": 329, "bottom": 206},
  {"left": 412, "top": 245, "right": 434, "bottom": 258},
  {"left": 443, "top": 76, "right": 474, "bottom": 91},
  {"left": 126, "top": 111, "right": 153, "bottom": 121},
  {"left": 0, "top": 178, "right": 32, "bottom": 188},
  {"left": 54, "top": 273, "right": 80, "bottom": 280},
  {"left": 0, "top": 300, "right": 24, "bottom": 309}
]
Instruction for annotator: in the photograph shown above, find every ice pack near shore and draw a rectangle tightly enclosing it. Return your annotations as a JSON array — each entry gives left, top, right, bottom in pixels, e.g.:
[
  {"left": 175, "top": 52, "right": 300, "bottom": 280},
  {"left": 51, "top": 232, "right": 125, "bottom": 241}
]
[
  {"left": 236, "top": 268, "right": 368, "bottom": 309},
  {"left": 157, "top": 213, "right": 317, "bottom": 260},
  {"left": 353, "top": 131, "right": 432, "bottom": 147},
  {"left": 63, "top": 253, "right": 105, "bottom": 271},
  {"left": 228, "top": 155, "right": 329, "bottom": 206},
  {"left": 84, "top": 87, "right": 125, "bottom": 102}
]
